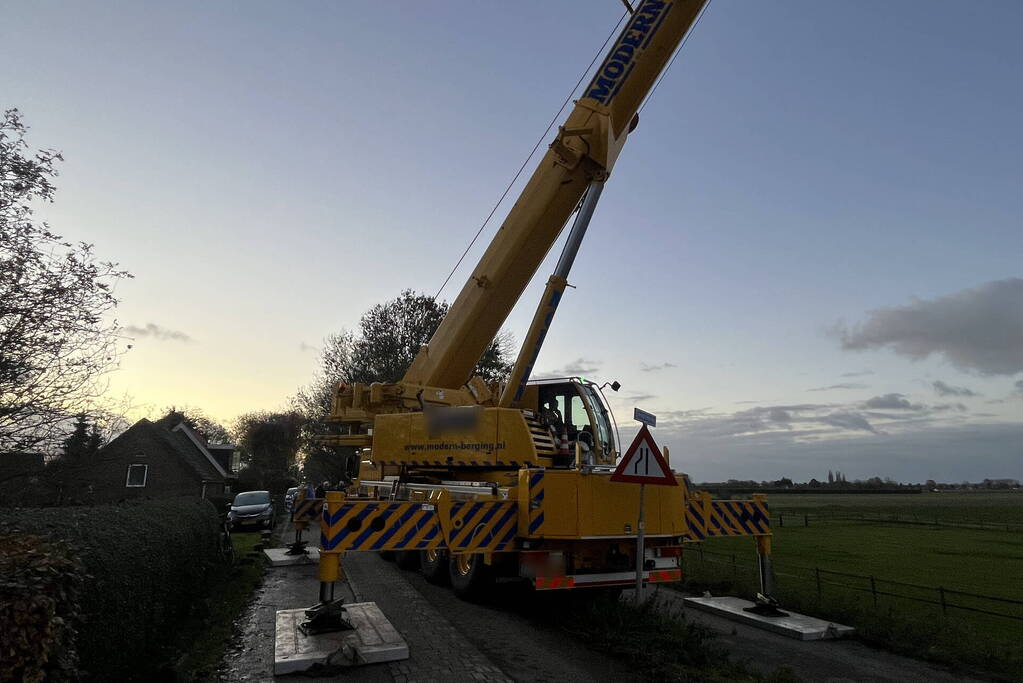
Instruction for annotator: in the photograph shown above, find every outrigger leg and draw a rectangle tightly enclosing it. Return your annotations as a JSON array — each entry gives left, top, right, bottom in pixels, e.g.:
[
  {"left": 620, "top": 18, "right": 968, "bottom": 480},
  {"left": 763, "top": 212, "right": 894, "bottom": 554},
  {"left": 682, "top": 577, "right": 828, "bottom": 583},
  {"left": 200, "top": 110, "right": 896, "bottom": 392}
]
[
  {"left": 745, "top": 532, "right": 787, "bottom": 617},
  {"left": 301, "top": 491, "right": 353, "bottom": 635}
]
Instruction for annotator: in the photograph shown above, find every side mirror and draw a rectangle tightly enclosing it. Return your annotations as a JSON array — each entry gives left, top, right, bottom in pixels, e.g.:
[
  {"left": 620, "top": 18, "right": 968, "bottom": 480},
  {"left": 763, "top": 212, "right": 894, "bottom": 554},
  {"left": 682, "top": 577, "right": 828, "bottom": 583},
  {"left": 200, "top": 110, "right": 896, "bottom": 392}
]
[
  {"left": 225, "top": 502, "right": 232, "bottom": 510},
  {"left": 610, "top": 381, "right": 621, "bottom": 392}
]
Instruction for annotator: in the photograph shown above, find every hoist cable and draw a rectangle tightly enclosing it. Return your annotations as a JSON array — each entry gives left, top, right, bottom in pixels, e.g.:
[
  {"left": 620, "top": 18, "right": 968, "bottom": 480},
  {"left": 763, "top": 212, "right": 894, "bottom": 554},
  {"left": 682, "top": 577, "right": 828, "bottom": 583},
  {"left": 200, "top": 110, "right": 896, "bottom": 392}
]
[
  {"left": 433, "top": 10, "right": 629, "bottom": 300},
  {"left": 638, "top": 0, "right": 714, "bottom": 115}
]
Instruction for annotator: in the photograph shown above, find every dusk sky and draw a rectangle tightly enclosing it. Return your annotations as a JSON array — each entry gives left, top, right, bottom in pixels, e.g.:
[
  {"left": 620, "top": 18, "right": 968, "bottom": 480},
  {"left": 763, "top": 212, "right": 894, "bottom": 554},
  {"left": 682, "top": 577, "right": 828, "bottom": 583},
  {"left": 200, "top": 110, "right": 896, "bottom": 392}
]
[{"left": 5, "top": 1, "right": 1021, "bottom": 482}]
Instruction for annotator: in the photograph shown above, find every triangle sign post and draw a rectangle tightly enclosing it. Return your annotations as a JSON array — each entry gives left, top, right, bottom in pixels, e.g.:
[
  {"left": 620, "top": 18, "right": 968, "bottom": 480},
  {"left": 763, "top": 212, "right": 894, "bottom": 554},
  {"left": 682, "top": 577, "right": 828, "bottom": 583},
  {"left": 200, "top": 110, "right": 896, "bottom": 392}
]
[
  {"left": 611, "top": 422, "right": 676, "bottom": 605},
  {"left": 610, "top": 424, "right": 677, "bottom": 486}
]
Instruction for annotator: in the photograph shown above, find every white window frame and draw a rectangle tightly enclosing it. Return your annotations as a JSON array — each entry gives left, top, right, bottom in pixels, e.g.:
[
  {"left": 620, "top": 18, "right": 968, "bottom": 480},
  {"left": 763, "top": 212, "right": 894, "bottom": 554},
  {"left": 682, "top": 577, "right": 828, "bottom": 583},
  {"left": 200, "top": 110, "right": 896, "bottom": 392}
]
[{"left": 125, "top": 463, "right": 148, "bottom": 488}]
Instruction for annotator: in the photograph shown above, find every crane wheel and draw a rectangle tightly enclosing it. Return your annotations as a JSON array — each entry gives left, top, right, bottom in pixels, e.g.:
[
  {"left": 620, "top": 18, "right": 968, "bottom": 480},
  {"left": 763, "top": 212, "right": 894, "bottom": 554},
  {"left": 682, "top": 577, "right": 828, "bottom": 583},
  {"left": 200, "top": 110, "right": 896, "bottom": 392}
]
[
  {"left": 395, "top": 550, "right": 420, "bottom": 570},
  {"left": 420, "top": 549, "right": 449, "bottom": 585},
  {"left": 448, "top": 553, "right": 493, "bottom": 601}
]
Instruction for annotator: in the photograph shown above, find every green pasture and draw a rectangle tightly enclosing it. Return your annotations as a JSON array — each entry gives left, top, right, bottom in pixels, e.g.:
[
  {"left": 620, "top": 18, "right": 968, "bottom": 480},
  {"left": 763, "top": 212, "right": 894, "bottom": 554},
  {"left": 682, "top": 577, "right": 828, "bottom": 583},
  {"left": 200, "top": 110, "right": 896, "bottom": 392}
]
[
  {"left": 768, "top": 490, "right": 1023, "bottom": 525},
  {"left": 682, "top": 492, "right": 1023, "bottom": 678},
  {"left": 698, "top": 520, "right": 1023, "bottom": 600}
]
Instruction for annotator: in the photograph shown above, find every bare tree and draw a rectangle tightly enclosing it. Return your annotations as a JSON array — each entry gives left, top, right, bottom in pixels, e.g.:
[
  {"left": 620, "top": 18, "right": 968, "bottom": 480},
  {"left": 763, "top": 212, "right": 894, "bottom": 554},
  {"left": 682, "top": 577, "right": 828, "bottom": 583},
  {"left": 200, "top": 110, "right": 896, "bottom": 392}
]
[{"left": 0, "top": 109, "right": 132, "bottom": 453}]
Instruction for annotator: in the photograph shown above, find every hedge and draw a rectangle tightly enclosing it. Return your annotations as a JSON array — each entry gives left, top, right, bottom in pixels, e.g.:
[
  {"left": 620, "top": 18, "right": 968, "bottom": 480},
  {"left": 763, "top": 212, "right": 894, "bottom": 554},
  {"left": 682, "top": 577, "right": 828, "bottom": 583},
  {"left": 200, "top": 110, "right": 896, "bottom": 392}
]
[
  {"left": 0, "top": 499, "right": 223, "bottom": 681},
  {"left": 0, "top": 535, "right": 83, "bottom": 682}
]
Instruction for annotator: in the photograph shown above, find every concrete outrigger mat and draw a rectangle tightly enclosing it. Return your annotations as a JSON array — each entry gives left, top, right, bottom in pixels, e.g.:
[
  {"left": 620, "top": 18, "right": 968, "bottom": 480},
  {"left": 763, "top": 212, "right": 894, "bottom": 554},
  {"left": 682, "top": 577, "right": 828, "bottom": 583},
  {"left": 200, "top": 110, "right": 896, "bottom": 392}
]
[
  {"left": 274, "top": 602, "right": 409, "bottom": 675},
  {"left": 263, "top": 547, "right": 319, "bottom": 566},
  {"left": 684, "top": 596, "right": 854, "bottom": 641}
]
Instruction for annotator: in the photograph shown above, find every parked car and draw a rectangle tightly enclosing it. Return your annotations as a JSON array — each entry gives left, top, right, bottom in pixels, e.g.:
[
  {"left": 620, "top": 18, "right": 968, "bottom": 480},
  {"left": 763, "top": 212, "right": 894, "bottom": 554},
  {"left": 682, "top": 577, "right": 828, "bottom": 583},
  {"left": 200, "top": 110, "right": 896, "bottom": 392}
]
[
  {"left": 284, "top": 486, "right": 299, "bottom": 512},
  {"left": 227, "top": 490, "right": 275, "bottom": 531}
]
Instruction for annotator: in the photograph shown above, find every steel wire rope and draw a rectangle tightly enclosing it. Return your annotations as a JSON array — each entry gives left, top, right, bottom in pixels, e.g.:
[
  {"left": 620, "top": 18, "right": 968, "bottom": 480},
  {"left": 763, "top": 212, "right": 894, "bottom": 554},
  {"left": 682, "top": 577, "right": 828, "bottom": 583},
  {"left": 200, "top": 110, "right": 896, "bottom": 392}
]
[
  {"left": 637, "top": 0, "right": 714, "bottom": 116},
  {"left": 433, "top": 10, "right": 629, "bottom": 300}
]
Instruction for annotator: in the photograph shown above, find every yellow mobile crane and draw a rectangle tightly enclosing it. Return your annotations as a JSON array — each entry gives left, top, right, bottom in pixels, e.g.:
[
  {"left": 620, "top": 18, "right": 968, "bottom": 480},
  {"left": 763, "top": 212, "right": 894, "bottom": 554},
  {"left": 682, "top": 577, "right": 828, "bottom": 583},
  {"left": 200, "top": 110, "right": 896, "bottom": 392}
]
[{"left": 316, "top": 0, "right": 772, "bottom": 600}]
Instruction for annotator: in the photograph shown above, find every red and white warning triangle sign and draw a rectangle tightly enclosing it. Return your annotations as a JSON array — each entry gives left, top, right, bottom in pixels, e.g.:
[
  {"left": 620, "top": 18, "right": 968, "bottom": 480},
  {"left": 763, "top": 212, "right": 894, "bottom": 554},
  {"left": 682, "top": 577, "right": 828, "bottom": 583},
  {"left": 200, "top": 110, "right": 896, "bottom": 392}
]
[{"left": 610, "top": 425, "right": 677, "bottom": 486}]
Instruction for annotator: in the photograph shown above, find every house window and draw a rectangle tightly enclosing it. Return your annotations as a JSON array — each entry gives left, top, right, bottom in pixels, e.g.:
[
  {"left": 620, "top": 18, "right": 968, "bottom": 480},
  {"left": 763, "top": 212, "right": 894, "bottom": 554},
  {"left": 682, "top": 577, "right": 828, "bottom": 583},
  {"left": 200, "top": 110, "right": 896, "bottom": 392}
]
[{"left": 126, "top": 463, "right": 148, "bottom": 487}]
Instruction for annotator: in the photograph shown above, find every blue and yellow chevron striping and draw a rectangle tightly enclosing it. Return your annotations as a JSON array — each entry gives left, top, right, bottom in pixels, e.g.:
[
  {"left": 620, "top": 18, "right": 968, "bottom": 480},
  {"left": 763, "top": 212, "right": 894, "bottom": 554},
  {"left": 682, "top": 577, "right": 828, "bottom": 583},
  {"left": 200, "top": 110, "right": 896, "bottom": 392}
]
[
  {"left": 446, "top": 500, "right": 519, "bottom": 552},
  {"left": 320, "top": 501, "right": 444, "bottom": 552},
  {"left": 292, "top": 497, "right": 323, "bottom": 523},
  {"left": 684, "top": 497, "right": 770, "bottom": 540}
]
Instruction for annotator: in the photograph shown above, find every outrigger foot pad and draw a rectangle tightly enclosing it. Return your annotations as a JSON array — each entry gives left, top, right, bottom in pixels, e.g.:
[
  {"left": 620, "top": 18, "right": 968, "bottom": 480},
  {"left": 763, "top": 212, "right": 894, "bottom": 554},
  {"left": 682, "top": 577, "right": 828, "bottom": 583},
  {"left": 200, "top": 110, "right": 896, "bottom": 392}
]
[
  {"left": 743, "top": 593, "right": 788, "bottom": 618},
  {"left": 301, "top": 600, "right": 354, "bottom": 635},
  {"left": 285, "top": 540, "right": 309, "bottom": 556}
]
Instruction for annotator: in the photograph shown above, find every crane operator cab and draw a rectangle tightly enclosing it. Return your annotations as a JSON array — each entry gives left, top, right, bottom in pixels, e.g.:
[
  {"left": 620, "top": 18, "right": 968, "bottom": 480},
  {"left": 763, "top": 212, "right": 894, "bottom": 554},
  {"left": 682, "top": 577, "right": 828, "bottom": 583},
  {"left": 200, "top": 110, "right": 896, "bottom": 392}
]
[{"left": 526, "top": 378, "right": 618, "bottom": 467}]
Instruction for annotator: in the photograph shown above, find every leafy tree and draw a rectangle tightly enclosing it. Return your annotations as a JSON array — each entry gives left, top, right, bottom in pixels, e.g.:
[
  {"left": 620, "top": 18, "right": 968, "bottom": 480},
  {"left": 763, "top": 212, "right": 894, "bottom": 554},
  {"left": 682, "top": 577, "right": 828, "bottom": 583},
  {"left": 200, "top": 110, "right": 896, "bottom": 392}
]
[
  {"left": 293, "top": 289, "right": 513, "bottom": 483},
  {"left": 164, "top": 406, "right": 232, "bottom": 445},
  {"left": 0, "top": 109, "right": 131, "bottom": 453},
  {"left": 234, "top": 411, "right": 303, "bottom": 491}
]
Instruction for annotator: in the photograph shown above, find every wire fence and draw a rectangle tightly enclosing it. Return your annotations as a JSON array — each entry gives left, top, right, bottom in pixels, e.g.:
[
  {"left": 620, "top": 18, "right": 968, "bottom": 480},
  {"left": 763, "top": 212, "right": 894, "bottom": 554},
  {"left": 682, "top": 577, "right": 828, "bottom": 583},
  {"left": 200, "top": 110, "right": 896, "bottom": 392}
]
[
  {"left": 772, "top": 509, "right": 1023, "bottom": 533},
  {"left": 684, "top": 546, "right": 1023, "bottom": 626}
]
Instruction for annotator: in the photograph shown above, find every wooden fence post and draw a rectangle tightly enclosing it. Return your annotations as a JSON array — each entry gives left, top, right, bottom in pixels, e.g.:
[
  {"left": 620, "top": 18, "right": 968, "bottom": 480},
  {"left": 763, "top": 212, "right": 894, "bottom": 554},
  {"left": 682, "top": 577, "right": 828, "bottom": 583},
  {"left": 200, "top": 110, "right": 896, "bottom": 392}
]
[
  {"left": 815, "top": 567, "right": 822, "bottom": 602},
  {"left": 939, "top": 586, "right": 947, "bottom": 616},
  {"left": 870, "top": 576, "right": 877, "bottom": 606},
  {"left": 804, "top": 514, "right": 809, "bottom": 527}
]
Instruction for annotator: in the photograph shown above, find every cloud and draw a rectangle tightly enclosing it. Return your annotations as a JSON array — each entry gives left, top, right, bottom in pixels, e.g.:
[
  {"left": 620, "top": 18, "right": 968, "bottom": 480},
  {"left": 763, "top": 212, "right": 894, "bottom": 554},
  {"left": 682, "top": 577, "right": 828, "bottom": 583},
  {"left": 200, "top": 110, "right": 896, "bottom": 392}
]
[
  {"left": 299, "top": 341, "right": 318, "bottom": 353},
  {"left": 840, "top": 369, "right": 874, "bottom": 378},
  {"left": 655, "top": 422, "right": 1023, "bottom": 484},
  {"left": 863, "top": 393, "right": 920, "bottom": 410},
  {"left": 820, "top": 411, "right": 878, "bottom": 433},
  {"left": 640, "top": 362, "right": 677, "bottom": 372},
  {"left": 932, "top": 380, "right": 978, "bottom": 397},
  {"left": 807, "top": 383, "right": 868, "bottom": 392},
  {"left": 545, "top": 358, "right": 600, "bottom": 376},
  {"left": 1015, "top": 380, "right": 1023, "bottom": 397},
  {"left": 123, "top": 323, "right": 193, "bottom": 343},
  {"left": 837, "top": 278, "right": 1023, "bottom": 375}
]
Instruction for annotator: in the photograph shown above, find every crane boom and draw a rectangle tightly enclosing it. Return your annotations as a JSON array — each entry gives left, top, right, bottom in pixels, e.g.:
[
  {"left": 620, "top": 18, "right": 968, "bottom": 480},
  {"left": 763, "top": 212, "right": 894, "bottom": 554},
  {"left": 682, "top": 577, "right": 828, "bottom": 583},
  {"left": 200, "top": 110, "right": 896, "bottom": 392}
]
[
  {"left": 402, "top": 0, "right": 707, "bottom": 390},
  {"left": 313, "top": 2, "right": 777, "bottom": 610}
]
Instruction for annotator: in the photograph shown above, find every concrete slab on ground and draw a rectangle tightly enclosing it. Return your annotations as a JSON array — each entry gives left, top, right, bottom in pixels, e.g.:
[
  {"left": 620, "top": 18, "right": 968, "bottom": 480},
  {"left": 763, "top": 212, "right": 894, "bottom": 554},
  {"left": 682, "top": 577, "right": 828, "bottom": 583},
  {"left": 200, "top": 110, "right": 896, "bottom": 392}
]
[
  {"left": 274, "top": 602, "right": 408, "bottom": 675},
  {"left": 684, "top": 596, "right": 855, "bottom": 640},
  {"left": 264, "top": 547, "right": 319, "bottom": 566}
]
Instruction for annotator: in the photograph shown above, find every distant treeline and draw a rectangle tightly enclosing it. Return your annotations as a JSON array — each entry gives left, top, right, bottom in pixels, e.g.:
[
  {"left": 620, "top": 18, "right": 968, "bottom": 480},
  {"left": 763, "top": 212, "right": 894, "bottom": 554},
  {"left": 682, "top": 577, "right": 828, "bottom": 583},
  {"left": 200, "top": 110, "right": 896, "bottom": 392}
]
[
  {"left": 697, "top": 486, "right": 922, "bottom": 496},
  {"left": 695, "top": 475, "right": 1020, "bottom": 495}
]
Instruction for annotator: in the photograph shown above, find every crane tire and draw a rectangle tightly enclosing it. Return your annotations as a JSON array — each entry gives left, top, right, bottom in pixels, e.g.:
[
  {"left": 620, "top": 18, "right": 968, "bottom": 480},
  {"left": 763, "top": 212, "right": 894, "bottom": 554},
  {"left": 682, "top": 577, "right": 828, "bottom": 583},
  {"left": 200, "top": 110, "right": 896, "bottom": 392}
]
[
  {"left": 395, "top": 550, "right": 420, "bottom": 570},
  {"left": 420, "top": 549, "right": 449, "bottom": 584},
  {"left": 449, "top": 553, "right": 493, "bottom": 601}
]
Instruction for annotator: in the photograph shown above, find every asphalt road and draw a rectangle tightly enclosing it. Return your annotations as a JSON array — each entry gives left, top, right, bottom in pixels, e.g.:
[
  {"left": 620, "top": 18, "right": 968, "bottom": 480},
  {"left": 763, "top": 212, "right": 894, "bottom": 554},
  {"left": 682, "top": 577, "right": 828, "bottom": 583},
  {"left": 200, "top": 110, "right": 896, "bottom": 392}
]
[{"left": 652, "top": 589, "right": 985, "bottom": 683}]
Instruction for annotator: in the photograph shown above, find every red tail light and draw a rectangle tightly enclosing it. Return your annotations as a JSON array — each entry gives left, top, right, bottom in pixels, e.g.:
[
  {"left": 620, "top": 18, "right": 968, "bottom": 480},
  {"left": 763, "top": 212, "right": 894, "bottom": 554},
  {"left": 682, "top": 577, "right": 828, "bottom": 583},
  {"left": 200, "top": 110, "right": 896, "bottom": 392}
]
[{"left": 655, "top": 546, "right": 683, "bottom": 557}]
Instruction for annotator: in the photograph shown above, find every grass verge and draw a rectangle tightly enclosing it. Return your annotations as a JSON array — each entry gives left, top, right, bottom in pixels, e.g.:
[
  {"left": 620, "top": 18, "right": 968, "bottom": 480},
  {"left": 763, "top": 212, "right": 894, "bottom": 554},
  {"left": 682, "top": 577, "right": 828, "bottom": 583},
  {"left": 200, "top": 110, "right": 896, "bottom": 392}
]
[
  {"left": 681, "top": 551, "right": 1023, "bottom": 681},
  {"left": 172, "top": 531, "right": 267, "bottom": 681},
  {"left": 543, "top": 593, "right": 801, "bottom": 682}
]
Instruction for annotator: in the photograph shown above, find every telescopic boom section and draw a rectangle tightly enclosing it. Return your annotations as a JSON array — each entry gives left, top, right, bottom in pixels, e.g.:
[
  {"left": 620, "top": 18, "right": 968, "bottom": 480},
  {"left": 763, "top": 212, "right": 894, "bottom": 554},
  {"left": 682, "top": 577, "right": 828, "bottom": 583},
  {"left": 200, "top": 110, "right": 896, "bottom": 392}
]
[{"left": 402, "top": 0, "right": 707, "bottom": 391}]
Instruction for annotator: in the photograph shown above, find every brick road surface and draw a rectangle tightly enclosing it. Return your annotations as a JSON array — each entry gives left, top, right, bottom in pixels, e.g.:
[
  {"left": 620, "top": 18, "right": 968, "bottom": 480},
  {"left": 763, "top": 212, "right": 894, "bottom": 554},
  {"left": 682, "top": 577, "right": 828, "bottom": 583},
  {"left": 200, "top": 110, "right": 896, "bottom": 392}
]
[
  {"left": 344, "top": 552, "right": 513, "bottom": 683},
  {"left": 220, "top": 517, "right": 510, "bottom": 682}
]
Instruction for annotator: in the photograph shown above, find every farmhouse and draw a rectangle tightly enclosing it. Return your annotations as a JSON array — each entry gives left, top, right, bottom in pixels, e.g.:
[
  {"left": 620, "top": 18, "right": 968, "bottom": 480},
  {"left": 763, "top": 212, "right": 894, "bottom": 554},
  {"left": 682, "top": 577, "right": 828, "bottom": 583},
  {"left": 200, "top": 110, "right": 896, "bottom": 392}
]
[{"left": 79, "top": 412, "right": 238, "bottom": 503}]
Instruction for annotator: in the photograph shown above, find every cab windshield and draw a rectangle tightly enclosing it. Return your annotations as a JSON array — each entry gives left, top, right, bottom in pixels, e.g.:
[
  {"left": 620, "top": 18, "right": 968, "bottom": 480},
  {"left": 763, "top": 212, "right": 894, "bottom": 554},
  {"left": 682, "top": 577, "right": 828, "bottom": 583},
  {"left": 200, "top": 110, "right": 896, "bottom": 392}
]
[{"left": 578, "top": 383, "right": 615, "bottom": 458}]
